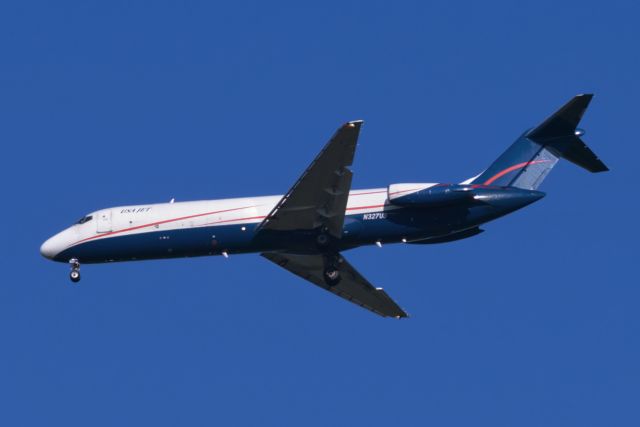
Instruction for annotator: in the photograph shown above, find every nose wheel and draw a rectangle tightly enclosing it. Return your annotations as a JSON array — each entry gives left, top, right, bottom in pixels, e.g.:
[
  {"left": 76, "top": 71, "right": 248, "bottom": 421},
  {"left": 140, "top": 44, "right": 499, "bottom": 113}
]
[{"left": 69, "top": 258, "right": 81, "bottom": 283}]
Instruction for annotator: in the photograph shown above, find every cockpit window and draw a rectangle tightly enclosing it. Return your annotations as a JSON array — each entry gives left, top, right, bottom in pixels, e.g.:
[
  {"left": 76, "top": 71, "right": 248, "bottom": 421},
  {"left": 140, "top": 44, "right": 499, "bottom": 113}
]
[{"left": 76, "top": 215, "right": 93, "bottom": 225}]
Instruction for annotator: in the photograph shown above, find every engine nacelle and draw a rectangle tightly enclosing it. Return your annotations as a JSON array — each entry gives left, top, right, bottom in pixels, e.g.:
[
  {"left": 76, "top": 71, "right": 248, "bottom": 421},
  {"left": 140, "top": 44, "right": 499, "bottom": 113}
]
[
  {"left": 388, "top": 183, "right": 546, "bottom": 210},
  {"left": 388, "top": 183, "right": 475, "bottom": 207}
]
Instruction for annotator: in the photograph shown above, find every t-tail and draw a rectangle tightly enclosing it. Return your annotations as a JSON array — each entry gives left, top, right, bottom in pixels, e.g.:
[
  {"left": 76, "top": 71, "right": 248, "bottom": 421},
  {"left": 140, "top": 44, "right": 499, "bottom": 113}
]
[{"left": 468, "top": 94, "right": 609, "bottom": 190}]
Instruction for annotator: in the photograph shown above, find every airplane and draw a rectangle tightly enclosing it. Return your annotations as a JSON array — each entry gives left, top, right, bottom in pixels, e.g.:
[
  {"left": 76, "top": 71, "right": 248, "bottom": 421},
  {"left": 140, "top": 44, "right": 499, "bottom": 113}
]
[{"left": 40, "top": 94, "right": 608, "bottom": 318}]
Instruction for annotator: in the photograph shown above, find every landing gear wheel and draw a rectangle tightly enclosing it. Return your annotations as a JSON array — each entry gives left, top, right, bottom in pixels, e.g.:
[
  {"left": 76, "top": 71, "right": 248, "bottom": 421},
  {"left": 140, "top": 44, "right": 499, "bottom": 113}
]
[
  {"left": 322, "top": 253, "right": 343, "bottom": 286},
  {"left": 70, "top": 269, "right": 81, "bottom": 283},
  {"left": 316, "top": 233, "right": 330, "bottom": 248},
  {"left": 323, "top": 268, "right": 341, "bottom": 287},
  {"left": 68, "top": 258, "right": 81, "bottom": 283}
]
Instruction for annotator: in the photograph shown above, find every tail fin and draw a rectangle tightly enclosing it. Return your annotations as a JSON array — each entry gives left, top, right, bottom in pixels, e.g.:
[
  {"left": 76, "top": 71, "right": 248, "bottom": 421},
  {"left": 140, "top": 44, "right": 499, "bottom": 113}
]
[{"left": 469, "top": 94, "right": 608, "bottom": 190}]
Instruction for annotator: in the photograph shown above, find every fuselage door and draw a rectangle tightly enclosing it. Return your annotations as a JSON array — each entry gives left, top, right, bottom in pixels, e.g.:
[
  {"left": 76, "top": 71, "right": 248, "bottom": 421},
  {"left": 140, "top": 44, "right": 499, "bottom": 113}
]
[{"left": 96, "top": 210, "right": 112, "bottom": 233}]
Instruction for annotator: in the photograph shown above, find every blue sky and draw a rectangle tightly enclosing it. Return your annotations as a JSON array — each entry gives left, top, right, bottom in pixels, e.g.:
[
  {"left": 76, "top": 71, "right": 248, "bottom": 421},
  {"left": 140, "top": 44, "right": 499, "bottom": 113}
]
[{"left": 1, "top": 1, "right": 638, "bottom": 425}]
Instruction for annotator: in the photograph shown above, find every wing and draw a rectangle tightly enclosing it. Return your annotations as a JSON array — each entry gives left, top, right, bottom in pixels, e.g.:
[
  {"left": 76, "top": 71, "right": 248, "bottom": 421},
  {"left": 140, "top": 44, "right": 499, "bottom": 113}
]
[
  {"left": 261, "top": 252, "right": 408, "bottom": 318},
  {"left": 256, "top": 121, "right": 362, "bottom": 238}
]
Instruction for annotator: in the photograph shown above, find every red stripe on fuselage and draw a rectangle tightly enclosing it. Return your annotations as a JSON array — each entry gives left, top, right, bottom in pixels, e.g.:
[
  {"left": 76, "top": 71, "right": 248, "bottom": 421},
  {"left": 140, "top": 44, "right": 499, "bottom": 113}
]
[
  {"left": 346, "top": 204, "right": 386, "bottom": 211},
  {"left": 198, "top": 215, "right": 266, "bottom": 226},
  {"left": 389, "top": 186, "right": 428, "bottom": 196},
  {"left": 483, "top": 160, "right": 550, "bottom": 185},
  {"left": 66, "top": 205, "right": 258, "bottom": 248},
  {"left": 68, "top": 201, "right": 392, "bottom": 249},
  {"left": 349, "top": 190, "right": 387, "bottom": 196}
]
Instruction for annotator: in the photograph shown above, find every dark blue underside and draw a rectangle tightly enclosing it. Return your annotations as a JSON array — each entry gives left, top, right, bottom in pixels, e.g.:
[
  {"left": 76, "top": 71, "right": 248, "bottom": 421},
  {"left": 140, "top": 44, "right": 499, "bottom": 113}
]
[{"left": 54, "top": 192, "right": 542, "bottom": 264}]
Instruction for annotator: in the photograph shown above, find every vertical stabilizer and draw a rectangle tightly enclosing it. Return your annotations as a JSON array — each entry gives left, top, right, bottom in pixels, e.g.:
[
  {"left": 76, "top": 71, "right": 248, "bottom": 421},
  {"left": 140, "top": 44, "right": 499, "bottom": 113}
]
[{"left": 470, "top": 94, "right": 608, "bottom": 190}]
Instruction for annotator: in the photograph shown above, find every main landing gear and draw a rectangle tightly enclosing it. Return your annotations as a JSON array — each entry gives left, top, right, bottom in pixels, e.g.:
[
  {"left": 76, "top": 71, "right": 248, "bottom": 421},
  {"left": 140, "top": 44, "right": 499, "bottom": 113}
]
[
  {"left": 69, "top": 258, "right": 81, "bottom": 283},
  {"left": 323, "top": 253, "right": 343, "bottom": 287},
  {"left": 323, "top": 268, "right": 341, "bottom": 286},
  {"left": 315, "top": 230, "right": 343, "bottom": 286}
]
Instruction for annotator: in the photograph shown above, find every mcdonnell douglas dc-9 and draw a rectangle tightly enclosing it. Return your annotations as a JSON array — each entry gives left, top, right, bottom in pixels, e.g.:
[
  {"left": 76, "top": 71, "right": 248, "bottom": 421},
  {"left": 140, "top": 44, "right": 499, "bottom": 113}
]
[{"left": 41, "top": 95, "right": 608, "bottom": 318}]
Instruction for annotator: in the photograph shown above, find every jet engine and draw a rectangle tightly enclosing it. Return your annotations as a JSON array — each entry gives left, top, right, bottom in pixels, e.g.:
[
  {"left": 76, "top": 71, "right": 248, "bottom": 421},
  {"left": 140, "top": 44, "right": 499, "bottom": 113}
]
[{"left": 387, "top": 183, "right": 475, "bottom": 207}]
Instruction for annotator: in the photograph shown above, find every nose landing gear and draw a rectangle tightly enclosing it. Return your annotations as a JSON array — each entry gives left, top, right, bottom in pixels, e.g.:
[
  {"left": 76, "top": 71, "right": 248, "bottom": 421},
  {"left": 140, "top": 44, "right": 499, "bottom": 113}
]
[{"left": 69, "top": 258, "right": 81, "bottom": 283}]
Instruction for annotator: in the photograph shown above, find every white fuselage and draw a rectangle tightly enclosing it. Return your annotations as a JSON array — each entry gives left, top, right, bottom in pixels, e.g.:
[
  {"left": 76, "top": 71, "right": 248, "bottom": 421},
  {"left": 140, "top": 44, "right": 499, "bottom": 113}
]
[{"left": 40, "top": 187, "right": 400, "bottom": 261}]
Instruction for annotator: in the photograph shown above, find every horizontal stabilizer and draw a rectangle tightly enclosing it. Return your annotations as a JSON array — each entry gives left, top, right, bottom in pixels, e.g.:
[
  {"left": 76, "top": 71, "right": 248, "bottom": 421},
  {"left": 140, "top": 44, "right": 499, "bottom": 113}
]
[
  {"left": 527, "top": 94, "right": 608, "bottom": 173},
  {"left": 541, "top": 135, "right": 609, "bottom": 173}
]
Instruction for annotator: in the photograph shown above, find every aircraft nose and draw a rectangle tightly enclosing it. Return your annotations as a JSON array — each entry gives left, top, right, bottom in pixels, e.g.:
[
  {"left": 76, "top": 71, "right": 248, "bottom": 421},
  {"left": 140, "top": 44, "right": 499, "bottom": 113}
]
[{"left": 40, "top": 234, "right": 63, "bottom": 260}]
